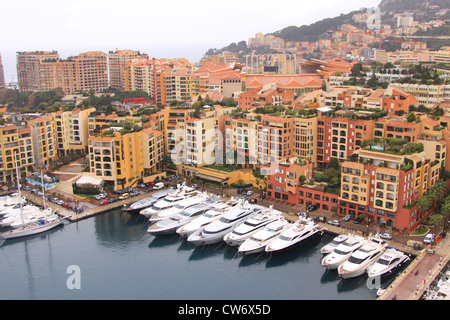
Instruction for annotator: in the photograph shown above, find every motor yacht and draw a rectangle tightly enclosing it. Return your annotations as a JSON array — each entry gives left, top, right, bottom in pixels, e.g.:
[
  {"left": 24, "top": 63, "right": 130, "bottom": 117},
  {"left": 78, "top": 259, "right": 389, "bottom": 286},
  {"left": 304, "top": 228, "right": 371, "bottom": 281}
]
[
  {"left": 321, "top": 234, "right": 367, "bottom": 269},
  {"left": 122, "top": 190, "right": 170, "bottom": 215},
  {"left": 148, "top": 192, "right": 214, "bottom": 223},
  {"left": 187, "top": 203, "right": 263, "bottom": 246},
  {"left": 10, "top": 208, "right": 56, "bottom": 229},
  {"left": 147, "top": 202, "right": 213, "bottom": 236},
  {"left": 320, "top": 234, "right": 349, "bottom": 254},
  {"left": 238, "top": 219, "right": 290, "bottom": 255},
  {"left": 223, "top": 206, "right": 283, "bottom": 246},
  {"left": 176, "top": 198, "right": 240, "bottom": 237},
  {"left": 0, "top": 205, "right": 41, "bottom": 227},
  {"left": 338, "top": 236, "right": 388, "bottom": 279},
  {"left": 265, "top": 217, "right": 324, "bottom": 253},
  {"left": 140, "top": 185, "right": 198, "bottom": 218},
  {"left": 367, "top": 248, "right": 411, "bottom": 279}
]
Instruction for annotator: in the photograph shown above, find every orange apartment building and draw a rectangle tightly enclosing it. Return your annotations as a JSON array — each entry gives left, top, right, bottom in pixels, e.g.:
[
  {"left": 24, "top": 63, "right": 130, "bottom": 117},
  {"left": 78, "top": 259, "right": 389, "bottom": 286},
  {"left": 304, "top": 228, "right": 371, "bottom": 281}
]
[
  {"left": 238, "top": 86, "right": 295, "bottom": 111},
  {"left": 257, "top": 115, "right": 294, "bottom": 165},
  {"left": 108, "top": 49, "right": 149, "bottom": 91},
  {"left": 382, "top": 86, "right": 417, "bottom": 115},
  {"left": 316, "top": 115, "right": 374, "bottom": 167}
]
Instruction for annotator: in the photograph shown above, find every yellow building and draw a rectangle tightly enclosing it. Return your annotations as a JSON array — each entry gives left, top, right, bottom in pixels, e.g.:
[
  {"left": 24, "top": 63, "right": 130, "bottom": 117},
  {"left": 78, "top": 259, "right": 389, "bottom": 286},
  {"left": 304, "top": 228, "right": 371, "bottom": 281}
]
[
  {"left": 28, "top": 116, "right": 56, "bottom": 168},
  {"left": 294, "top": 116, "right": 318, "bottom": 168},
  {"left": 0, "top": 125, "right": 31, "bottom": 183},
  {"left": 88, "top": 127, "right": 163, "bottom": 190}
]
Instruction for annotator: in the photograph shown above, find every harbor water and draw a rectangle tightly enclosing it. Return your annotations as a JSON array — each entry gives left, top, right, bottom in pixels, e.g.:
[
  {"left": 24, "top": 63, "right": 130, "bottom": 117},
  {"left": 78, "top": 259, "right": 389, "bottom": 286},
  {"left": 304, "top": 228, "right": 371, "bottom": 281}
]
[{"left": 0, "top": 208, "right": 405, "bottom": 300}]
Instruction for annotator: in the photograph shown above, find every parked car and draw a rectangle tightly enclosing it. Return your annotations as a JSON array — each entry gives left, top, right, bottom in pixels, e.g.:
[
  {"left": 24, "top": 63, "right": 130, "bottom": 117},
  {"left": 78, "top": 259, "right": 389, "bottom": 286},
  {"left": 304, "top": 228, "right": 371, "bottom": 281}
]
[
  {"left": 119, "top": 193, "right": 130, "bottom": 200},
  {"left": 152, "top": 182, "right": 164, "bottom": 190},
  {"left": 56, "top": 200, "right": 65, "bottom": 205},
  {"left": 343, "top": 214, "right": 354, "bottom": 222},
  {"left": 249, "top": 198, "right": 257, "bottom": 204},
  {"left": 191, "top": 184, "right": 199, "bottom": 189},
  {"left": 99, "top": 199, "right": 109, "bottom": 205},
  {"left": 108, "top": 197, "right": 119, "bottom": 203},
  {"left": 246, "top": 190, "right": 254, "bottom": 196},
  {"left": 62, "top": 203, "right": 69, "bottom": 208},
  {"left": 314, "top": 215, "right": 327, "bottom": 223},
  {"left": 423, "top": 234, "right": 435, "bottom": 244},
  {"left": 379, "top": 233, "right": 392, "bottom": 240},
  {"left": 130, "top": 191, "right": 140, "bottom": 196},
  {"left": 94, "top": 193, "right": 107, "bottom": 200},
  {"left": 353, "top": 216, "right": 364, "bottom": 224},
  {"left": 307, "top": 204, "right": 318, "bottom": 212},
  {"left": 237, "top": 188, "right": 243, "bottom": 194},
  {"left": 138, "top": 183, "right": 149, "bottom": 188},
  {"left": 328, "top": 220, "right": 340, "bottom": 227}
]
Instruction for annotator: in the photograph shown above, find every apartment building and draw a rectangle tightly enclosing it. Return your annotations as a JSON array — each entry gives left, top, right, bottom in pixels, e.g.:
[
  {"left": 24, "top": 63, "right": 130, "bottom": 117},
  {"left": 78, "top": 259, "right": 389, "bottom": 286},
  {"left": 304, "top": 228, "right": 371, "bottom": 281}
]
[
  {"left": 165, "top": 69, "right": 199, "bottom": 103},
  {"left": 245, "top": 74, "right": 323, "bottom": 96},
  {"left": 238, "top": 86, "right": 295, "bottom": 111},
  {"left": 294, "top": 116, "right": 318, "bottom": 167},
  {"left": 374, "top": 117, "right": 420, "bottom": 142},
  {"left": 73, "top": 51, "right": 108, "bottom": 93},
  {"left": 0, "top": 125, "right": 34, "bottom": 183},
  {"left": 339, "top": 148, "right": 441, "bottom": 231},
  {"left": 27, "top": 116, "right": 56, "bottom": 168},
  {"left": 108, "top": 49, "right": 148, "bottom": 91},
  {"left": 17, "top": 51, "right": 108, "bottom": 94},
  {"left": 52, "top": 107, "right": 96, "bottom": 155},
  {"left": 316, "top": 115, "right": 374, "bottom": 166},
  {"left": 224, "top": 117, "right": 259, "bottom": 167},
  {"left": 245, "top": 54, "right": 297, "bottom": 74},
  {"left": 393, "top": 83, "right": 450, "bottom": 107},
  {"left": 16, "top": 51, "right": 60, "bottom": 92},
  {"left": 257, "top": 115, "right": 294, "bottom": 165},
  {"left": 264, "top": 161, "right": 314, "bottom": 202},
  {"left": 382, "top": 86, "right": 417, "bottom": 115},
  {"left": 88, "top": 128, "right": 163, "bottom": 190},
  {"left": 0, "top": 53, "right": 5, "bottom": 89}
]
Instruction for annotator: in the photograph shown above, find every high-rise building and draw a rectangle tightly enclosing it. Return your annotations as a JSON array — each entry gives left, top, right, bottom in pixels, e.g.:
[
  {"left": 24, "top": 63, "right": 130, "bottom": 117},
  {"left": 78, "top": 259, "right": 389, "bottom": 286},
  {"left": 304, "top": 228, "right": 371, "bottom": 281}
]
[
  {"left": 0, "top": 53, "right": 5, "bottom": 89},
  {"left": 108, "top": 49, "right": 148, "bottom": 91},
  {"left": 16, "top": 51, "right": 60, "bottom": 92}
]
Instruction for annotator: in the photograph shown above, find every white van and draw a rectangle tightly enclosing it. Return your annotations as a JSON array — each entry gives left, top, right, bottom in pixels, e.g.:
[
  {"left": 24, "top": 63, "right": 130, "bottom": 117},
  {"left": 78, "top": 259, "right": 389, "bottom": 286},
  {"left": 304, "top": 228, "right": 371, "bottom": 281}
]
[{"left": 153, "top": 182, "right": 164, "bottom": 190}]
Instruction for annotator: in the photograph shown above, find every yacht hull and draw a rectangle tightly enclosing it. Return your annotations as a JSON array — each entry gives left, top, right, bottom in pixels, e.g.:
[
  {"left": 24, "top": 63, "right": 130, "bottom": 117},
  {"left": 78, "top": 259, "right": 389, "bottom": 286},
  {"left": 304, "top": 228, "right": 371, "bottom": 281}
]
[{"left": 0, "top": 219, "right": 65, "bottom": 240}]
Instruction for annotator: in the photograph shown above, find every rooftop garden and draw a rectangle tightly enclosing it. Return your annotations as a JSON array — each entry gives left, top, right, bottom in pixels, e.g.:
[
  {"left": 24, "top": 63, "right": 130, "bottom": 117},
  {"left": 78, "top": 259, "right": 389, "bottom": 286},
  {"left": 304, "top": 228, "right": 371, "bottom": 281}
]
[{"left": 361, "top": 137, "right": 424, "bottom": 155}]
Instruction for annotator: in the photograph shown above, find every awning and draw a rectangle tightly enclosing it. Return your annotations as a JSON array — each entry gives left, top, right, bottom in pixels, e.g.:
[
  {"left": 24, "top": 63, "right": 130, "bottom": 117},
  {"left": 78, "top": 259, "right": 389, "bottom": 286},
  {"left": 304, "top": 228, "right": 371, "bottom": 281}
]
[{"left": 195, "top": 173, "right": 228, "bottom": 184}]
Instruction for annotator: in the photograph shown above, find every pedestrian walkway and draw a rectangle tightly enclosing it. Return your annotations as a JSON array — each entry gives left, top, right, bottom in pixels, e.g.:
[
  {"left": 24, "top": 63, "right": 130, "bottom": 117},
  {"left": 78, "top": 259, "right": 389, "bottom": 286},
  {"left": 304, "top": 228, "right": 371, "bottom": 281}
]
[{"left": 378, "top": 234, "right": 450, "bottom": 300}]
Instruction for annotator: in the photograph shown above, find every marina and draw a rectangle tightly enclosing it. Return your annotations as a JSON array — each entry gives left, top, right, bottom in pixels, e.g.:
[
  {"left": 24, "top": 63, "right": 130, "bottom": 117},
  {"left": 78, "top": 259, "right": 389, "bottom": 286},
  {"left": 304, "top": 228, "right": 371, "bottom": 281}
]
[{"left": 1, "top": 183, "right": 449, "bottom": 300}]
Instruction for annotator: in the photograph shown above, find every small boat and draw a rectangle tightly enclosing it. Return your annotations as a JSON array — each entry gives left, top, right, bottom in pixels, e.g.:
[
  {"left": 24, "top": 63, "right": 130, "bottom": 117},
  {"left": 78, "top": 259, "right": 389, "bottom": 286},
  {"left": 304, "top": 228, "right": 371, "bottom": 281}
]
[
  {"left": 320, "top": 234, "right": 349, "bottom": 254},
  {"left": 265, "top": 217, "right": 324, "bottom": 253},
  {"left": 223, "top": 206, "right": 282, "bottom": 246},
  {"left": 176, "top": 198, "right": 240, "bottom": 237},
  {"left": 338, "top": 235, "right": 388, "bottom": 279},
  {"left": 187, "top": 203, "right": 263, "bottom": 246},
  {"left": 367, "top": 247, "right": 411, "bottom": 278},
  {"left": 321, "top": 234, "right": 367, "bottom": 269},
  {"left": 238, "top": 219, "right": 289, "bottom": 255}
]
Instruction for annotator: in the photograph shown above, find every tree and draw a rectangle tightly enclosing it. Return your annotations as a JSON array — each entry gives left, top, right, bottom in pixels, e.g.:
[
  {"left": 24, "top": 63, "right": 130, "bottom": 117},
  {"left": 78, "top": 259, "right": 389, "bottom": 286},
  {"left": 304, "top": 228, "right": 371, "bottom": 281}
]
[{"left": 329, "top": 157, "right": 340, "bottom": 171}]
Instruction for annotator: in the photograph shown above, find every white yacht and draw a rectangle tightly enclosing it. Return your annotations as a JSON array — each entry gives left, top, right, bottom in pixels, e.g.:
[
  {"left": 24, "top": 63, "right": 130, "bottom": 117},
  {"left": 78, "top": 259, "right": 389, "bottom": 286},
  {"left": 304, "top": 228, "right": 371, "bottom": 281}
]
[
  {"left": 238, "top": 219, "right": 290, "bottom": 255},
  {"left": 367, "top": 248, "right": 411, "bottom": 279},
  {"left": 122, "top": 189, "right": 170, "bottom": 215},
  {"left": 140, "top": 185, "right": 198, "bottom": 218},
  {"left": 320, "top": 234, "right": 349, "bottom": 254},
  {"left": 187, "top": 203, "right": 263, "bottom": 246},
  {"left": 147, "top": 203, "right": 213, "bottom": 236},
  {"left": 0, "top": 195, "right": 27, "bottom": 216},
  {"left": 223, "top": 206, "right": 283, "bottom": 246},
  {"left": 338, "top": 236, "right": 388, "bottom": 279},
  {"left": 321, "top": 234, "right": 367, "bottom": 269},
  {"left": 265, "top": 217, "right": 324, "bottom": 253},
  {"left": 0, "top": 205, "right": 41, "bottom": 227},
  {"left": 148, "top": 191, "right": 212, "bottom": 223},
  {"left": 176, "top": 198, "right": 240, "bottom": 237},
  {"left": 9, "top": 208, "right": 58, "bottom": 229}
]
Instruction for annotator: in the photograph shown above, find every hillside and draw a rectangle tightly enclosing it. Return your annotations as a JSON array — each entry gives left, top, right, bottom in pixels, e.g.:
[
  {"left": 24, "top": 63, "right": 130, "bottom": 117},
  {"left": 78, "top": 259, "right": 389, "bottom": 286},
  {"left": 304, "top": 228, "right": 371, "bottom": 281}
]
[{"left": 204, "top": 0, "right": 450, "bottom": 59}]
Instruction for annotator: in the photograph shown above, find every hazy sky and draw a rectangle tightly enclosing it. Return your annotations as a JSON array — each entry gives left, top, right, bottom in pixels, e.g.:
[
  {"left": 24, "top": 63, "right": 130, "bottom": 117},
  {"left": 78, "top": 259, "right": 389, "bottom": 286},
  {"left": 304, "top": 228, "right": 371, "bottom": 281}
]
[{"left": 0, "top": 0, "right": 382, "bottom": 81}]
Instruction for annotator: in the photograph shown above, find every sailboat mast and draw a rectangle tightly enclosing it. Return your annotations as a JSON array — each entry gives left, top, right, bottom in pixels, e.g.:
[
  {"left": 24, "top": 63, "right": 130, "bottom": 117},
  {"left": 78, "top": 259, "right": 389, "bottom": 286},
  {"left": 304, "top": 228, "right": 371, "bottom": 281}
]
[
  {"left": 41, "top": 170, "right": 46, "bottom": 211},
  {"left": 14, "top": 151, "right": 25, "bottom": 228}
]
